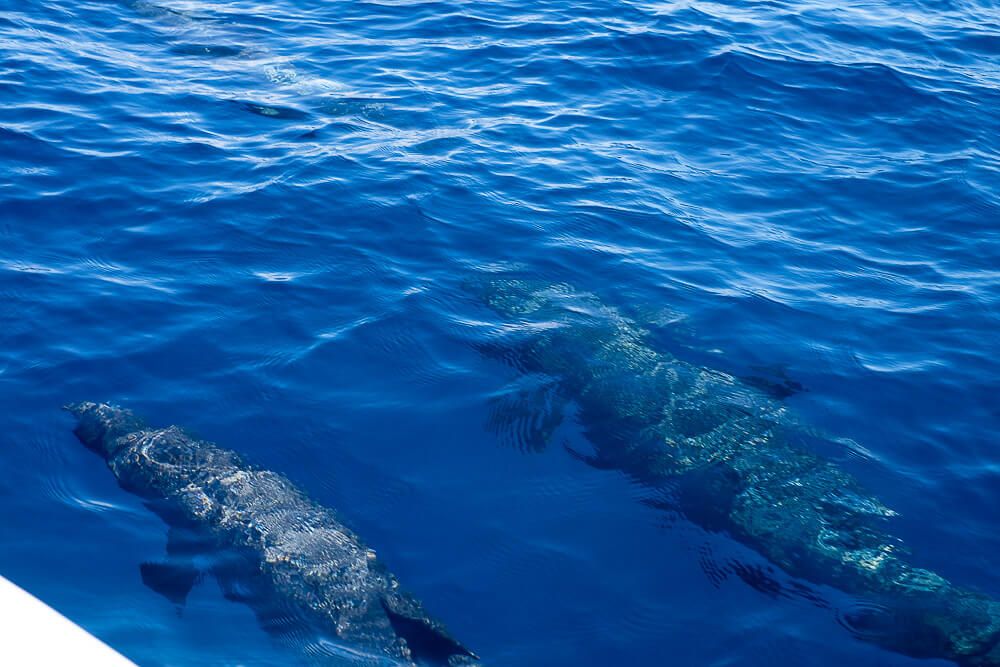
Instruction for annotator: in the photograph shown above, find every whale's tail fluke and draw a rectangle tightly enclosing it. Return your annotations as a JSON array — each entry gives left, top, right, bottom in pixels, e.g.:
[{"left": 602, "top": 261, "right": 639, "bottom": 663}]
[{"left": 379, "top": 597, "right": 479, "bottom": 665}]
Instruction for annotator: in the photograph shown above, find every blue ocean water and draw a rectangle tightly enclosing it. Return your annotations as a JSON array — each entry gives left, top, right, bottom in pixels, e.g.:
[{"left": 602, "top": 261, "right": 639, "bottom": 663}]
[{"left": 1, "top": 0, "right": 998, "bottom": 664}]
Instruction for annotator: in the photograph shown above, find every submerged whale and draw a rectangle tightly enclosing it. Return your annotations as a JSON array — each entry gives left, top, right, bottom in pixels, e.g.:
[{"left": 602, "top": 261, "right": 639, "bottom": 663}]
[
  {"left": 473, "top": 277, "right": 1000, "bottom": 666},
  {"left": 68, "top": 402, "right": 478, "bottom": 666}
]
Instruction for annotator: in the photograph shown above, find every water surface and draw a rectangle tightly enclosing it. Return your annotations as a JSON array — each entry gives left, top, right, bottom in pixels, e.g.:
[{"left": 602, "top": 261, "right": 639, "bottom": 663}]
[{"left": 1, "top": 0, "right": 998, "bottom": 665}]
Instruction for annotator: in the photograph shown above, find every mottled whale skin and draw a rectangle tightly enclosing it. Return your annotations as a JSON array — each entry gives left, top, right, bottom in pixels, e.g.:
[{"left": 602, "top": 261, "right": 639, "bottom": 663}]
[
  {"left": 475, "top": 278, "right": 1000, "bottom": 666},
  {"left": 68, "top": 402, "right": 477, "bottom": 667}
]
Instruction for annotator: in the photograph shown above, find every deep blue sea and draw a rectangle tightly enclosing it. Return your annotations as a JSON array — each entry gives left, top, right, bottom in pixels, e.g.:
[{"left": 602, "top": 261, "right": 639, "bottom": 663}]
[{"left": 1, "top": 0, "right": 999, "bottom": 665}]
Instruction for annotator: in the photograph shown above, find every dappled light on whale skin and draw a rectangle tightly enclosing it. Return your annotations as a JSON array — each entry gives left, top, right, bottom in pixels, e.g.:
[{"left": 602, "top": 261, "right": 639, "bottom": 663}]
[
  {"left": 67, "top": 402, "right": 479, "bottom": 667},
  {"left": 472, "top": 277, "right": 1000, "bottom": 666}
]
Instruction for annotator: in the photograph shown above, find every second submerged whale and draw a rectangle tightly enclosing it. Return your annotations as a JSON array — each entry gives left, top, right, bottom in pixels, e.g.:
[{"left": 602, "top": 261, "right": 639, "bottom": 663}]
[{"left": 473, "top": 277, "right": 1000, "bottom": 666}]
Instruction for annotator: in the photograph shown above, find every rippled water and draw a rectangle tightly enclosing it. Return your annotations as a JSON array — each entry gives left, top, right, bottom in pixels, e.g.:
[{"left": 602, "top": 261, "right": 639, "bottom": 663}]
[{"left": 1, "top": 0, "right": 998, "bottom": 665}]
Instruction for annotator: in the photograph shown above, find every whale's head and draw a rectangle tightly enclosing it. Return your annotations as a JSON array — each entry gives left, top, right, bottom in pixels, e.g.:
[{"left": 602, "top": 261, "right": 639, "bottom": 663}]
[
  {"left": 65, "top": 402, "right": 145, "bottom": 459},
  {"left": 471, "top": 276, "right": 617, "bottom": 331},
  {"left": 469, "top": 276, "right": 572, "bottom": 320}
]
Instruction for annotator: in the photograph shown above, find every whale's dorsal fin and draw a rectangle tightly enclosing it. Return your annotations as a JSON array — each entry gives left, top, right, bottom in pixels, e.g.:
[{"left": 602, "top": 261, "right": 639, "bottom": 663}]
[{"left": 637, "top": 312, "right": 809, "bottom": 402}]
